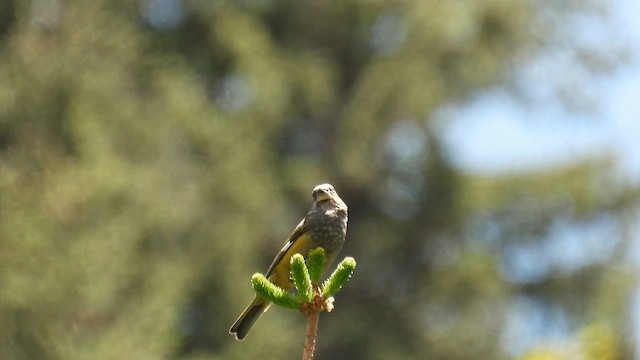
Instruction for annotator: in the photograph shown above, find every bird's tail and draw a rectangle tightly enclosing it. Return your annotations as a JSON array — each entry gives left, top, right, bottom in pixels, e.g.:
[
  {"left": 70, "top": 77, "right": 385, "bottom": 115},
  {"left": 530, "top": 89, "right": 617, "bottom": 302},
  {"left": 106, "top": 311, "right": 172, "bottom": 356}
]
[{"left": 229, "top": 297, "right": 271, "bottom": 340}]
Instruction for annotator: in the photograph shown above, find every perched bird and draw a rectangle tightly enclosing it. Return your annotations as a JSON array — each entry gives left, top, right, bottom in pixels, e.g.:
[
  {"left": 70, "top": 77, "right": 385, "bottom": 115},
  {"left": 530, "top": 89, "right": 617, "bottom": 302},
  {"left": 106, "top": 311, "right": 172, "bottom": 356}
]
[{"left": 229, "top": 183, "right": 348, "bottom": 340}]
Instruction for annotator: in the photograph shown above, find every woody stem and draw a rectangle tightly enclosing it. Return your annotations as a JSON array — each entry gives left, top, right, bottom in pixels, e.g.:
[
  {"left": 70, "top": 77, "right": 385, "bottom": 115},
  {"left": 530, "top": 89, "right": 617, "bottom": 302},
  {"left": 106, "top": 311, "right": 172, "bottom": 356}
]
[{"left": 302, "top": 309, "right": 320, "bottom": 360}]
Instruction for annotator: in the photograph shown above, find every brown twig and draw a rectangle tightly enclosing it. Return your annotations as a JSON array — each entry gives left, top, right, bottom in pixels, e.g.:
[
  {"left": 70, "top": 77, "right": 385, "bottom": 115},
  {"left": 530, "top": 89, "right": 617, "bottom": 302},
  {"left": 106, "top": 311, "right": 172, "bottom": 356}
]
[
  {"left": 302, "top": 306, "right": 320, "bottom": 360},
  {"left": 301, "top": 284, "right": 328, "bottom": 360}
]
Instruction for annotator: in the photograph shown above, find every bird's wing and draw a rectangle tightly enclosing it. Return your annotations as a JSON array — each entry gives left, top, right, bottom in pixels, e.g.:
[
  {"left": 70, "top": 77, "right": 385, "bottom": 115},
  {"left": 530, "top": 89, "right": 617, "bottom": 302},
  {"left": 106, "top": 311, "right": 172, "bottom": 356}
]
[{"left": 265, "top": 218, "right": 307, "bottom": 278}]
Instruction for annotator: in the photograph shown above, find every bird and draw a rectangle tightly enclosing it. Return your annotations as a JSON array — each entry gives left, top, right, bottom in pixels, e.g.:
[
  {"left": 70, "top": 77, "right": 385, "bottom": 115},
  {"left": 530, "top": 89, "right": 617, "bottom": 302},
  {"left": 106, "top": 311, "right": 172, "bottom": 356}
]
[{"left": 229, "top": 183, "right": 348, "bottom": 341}]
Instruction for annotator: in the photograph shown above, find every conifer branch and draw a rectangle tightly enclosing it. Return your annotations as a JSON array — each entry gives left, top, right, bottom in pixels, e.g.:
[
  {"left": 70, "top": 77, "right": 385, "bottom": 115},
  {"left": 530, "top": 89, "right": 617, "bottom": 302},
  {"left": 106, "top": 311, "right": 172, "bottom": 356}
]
[
  {"left": 248, "top": 250, "right": 356, "bottom": 360},
  {"left": 307, "top": 248, "right": 326, "bottom": 283},
  {"left": 250, "top": 273, "right": 299, "bottom": 310},
  {"left": 291, "top": 254, "right": 314, "bottom": 303},
  {"left": 321, "top": 257, "right": 356, "bottom": 298}
]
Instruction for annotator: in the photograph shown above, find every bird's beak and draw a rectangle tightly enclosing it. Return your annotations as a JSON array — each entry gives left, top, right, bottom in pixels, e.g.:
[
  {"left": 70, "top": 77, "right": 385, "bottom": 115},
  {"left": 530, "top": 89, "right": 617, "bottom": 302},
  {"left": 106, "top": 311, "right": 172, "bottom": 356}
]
[{"left": 315, "top": 190, "right": 331, "bottom": 202}]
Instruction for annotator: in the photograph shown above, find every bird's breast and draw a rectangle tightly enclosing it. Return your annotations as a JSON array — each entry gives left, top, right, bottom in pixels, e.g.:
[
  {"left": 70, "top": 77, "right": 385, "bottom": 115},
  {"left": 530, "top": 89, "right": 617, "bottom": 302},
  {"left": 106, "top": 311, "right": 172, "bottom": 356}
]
[{"left": 306, "top": 211, "right": 347, "bottom": 253}]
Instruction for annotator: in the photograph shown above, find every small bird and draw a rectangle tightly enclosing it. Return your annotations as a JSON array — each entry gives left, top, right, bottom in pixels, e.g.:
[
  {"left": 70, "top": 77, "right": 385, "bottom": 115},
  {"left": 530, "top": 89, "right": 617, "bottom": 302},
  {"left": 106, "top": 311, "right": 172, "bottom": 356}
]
[{"left": 229, "top": 183, "right": 348, "bottom": 341}]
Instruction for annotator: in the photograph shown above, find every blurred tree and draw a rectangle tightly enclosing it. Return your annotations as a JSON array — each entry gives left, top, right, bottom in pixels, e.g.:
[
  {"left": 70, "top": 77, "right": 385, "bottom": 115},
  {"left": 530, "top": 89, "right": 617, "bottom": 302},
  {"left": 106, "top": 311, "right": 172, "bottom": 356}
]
[{"left": 0, "top": 0, "right": 636, "bottom": 360}]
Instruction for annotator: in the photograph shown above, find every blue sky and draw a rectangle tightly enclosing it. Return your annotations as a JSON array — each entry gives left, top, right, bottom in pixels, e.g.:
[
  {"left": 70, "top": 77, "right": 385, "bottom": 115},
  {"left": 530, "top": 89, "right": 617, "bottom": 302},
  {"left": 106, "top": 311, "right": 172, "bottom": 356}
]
[
  {"left": 441, "top": 0, "right": 640, "bottom": 180},
  {"left": 440, "top": 0, "right": 640, "bottom": 355}
]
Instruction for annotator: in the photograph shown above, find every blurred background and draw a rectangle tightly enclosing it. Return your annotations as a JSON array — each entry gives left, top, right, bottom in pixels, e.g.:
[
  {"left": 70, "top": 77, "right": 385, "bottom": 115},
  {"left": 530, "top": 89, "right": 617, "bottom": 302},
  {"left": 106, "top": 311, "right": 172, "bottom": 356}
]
[{"left": 0, "top": 0, "right": 639, "bottom": 359}]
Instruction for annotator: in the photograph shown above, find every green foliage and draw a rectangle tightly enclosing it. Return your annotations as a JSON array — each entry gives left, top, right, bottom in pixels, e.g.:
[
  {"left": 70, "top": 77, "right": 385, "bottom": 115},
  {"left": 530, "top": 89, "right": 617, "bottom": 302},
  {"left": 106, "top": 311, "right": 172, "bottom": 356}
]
[
  {"left": 307, "top": 248, "right": 327, "bottom": 283},
  {"left": 251, "top": 250, "right": 356, "bottom": 312},
  {"left": 251, "top": 274, "right": 300, "bottom": 310},
  {"left": 322, "top": 257, "right": 357, "bottom": 299},
  {"left": 290, "top": 254, "right": 314, "bottom": 303}
]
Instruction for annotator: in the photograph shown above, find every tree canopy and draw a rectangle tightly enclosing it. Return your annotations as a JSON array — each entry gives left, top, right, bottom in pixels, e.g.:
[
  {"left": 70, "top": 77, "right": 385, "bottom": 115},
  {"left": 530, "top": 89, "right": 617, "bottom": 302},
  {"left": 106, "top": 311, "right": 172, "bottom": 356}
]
[{"left": 0, "top": 1, "right": 636, "bottom": 359}]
